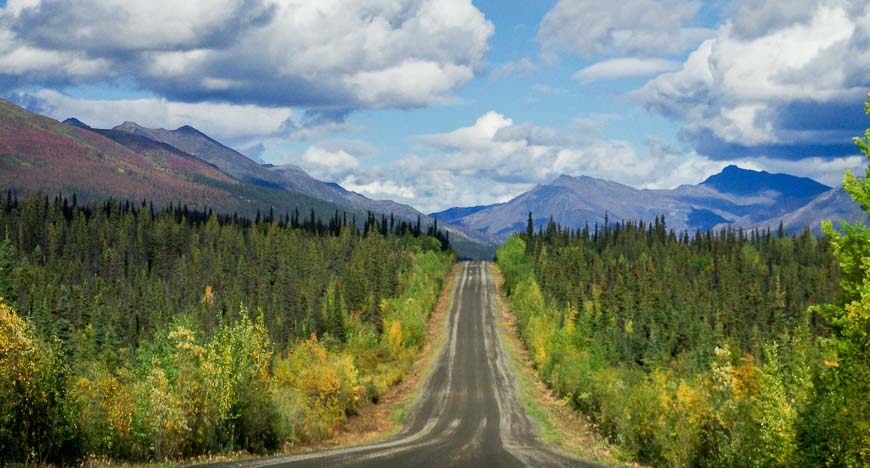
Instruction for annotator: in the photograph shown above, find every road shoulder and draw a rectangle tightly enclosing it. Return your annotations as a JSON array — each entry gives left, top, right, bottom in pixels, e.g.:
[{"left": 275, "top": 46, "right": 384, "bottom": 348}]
[
  {"left": 325, "top": 260, "right": 462, "bottom": 446},
  {"left": 488, "top": 263, "right": 636, "bottom": 468}
]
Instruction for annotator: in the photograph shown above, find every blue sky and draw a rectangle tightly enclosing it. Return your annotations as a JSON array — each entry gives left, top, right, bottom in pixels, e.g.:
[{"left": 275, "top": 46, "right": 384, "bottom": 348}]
[{"left": 1, "top": 0, "right": 868, "bottom": 213}]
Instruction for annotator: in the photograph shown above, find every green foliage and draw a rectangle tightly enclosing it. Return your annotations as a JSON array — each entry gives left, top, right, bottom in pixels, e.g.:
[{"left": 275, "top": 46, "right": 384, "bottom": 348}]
[
  {"left": 0, "top": 238, "right": 16, "bottom": 301},
  {"left": 0, "top": 298, "right": 79, "bottom": 464},
  {"left": 0, "top": 194, "right": 454, "bottom": 463},
  {"left": 498, "top": 217, "right": 841, "bottom": 465},
  {"left": 496, "top": 91, "right": 870, "bottom": 466},
  {"left": 798, "top": 92, "right": 870, "bottom": 467}
]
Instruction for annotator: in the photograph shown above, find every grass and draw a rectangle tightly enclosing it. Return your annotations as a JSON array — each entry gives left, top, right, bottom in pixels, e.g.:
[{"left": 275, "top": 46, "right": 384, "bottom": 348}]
[{"left": 488, "top": 263, "right": 639, "bottom": 468}]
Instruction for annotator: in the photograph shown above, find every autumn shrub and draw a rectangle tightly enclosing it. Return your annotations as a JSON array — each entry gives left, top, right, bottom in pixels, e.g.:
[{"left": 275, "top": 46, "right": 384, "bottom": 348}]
[
  {"left": 0, "top": 298, "right": 78, "bottom": 464},
  {"left": 68, "top": 366, "right": 138, "bottom": 458},
  {"left": 273, "top": 334, "right": 363, "bottom": 441}
]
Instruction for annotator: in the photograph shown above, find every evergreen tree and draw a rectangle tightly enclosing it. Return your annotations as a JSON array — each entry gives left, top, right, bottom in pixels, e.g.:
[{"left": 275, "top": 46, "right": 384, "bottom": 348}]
[{"left": 0, "top": 237, "right": 16, "bottom": 301}]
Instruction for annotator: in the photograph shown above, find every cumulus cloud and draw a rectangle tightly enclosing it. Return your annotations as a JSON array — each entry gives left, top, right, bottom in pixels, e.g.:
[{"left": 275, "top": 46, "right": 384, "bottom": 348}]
[
  {"left": 726, "top": 0, "right": 824, "bottom": 39},
  {"left": 538, "top": 0, "right": 712, "bottom": 60},
  {"left": 29, "top": 89, "right": 293, "bottom": 140},
  {"left": 317, "top": 139, "right": 379, "bottom": 158},
  {"left": 574, "top": 58, "right": 681, "bottom": 83},
  {"left": 0, "top": 0, "right": 494, "bottom": 109},
  {"left": 340, "top": 177, "right": 416, "bottom": 200},
  {"left": 24, "top": 89, "right": 368, "bottom": 143},
  {"left": 298, "top": 146, "right": 360, "bottom": 182},
  {"left": 289, "top": 110, "right": 863, "bottom": 213},
  {"left": 634, "top": 1, "right": 870, "bottom": 160},
  {"left": 350, "top": 111, "right": 705, "bottom": 212}
]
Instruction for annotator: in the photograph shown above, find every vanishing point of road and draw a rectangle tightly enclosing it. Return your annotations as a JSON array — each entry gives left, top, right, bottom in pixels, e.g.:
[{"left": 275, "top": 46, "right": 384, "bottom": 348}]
[{"left": 218, "top": 262, "right": 595, "bottom": 467}]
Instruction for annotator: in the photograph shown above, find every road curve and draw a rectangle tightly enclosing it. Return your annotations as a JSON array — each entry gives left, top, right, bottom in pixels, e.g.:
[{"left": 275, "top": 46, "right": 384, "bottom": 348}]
[{"left": 223, "top": 262, "right": 593, "bottom": 467}]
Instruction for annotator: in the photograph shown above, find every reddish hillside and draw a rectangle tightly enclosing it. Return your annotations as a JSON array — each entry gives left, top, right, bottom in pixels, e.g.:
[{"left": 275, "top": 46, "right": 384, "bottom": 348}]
[
  {"left": 0, "top": 99, "right": 366, "bottom": 221},
  {"left": 0, "top": 99, "right": 239, "bottom": 209}
]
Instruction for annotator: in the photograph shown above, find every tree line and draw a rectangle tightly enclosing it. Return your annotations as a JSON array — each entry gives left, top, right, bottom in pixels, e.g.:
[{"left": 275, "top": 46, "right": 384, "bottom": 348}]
[
  {"left": 0, "top": 192, "right": 454, "bottom": 463},
  {"left": 498, "top": 200, "right": 868, "bottom": 465}
]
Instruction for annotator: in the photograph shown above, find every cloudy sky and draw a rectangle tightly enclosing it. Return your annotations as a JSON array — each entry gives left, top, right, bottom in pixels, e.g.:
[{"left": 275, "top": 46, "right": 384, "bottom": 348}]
[{"left": 2, "top": 0, "right": 869, "bottom": 213}]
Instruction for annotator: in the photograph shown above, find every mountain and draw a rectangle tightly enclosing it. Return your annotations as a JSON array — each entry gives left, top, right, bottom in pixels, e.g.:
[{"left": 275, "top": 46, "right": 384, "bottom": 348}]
[
  {"left": 110, "top": 122, "right": 452, "bottom": 228},
  {"left": 437, "top": 175, "right": 691, "bottom": 239},
  {"left": 105, "top": 120, "right": 494, "bottom": 258},
  {"left": 0, "top": 99, "right": 358, "bottom": 221},
  {"left": 436, "top": 167, "right": 862, "bottom": 241},
  {"left": 702, "top": 165, "right": 830, "bottom": 198},
  {"left": 113, "top": 121, "right": 288, "bottom": 189},
  {"left": 62, "top": 117, "right": 91, "bottom": 129},
  {"left": 108, "top": 122, "right": 442, "bottom": 223},
  {"left": 0, "top": 101, "right": 493, "bottom": 257},
  {"left": 751, "top": 186, "right": 867, "bottom": 234},
  {"left": 265, "top": 164, "right": 496, "bottom": 257},
  {"left": 430, "top": 204, "right": 501, "bottom": 225}
]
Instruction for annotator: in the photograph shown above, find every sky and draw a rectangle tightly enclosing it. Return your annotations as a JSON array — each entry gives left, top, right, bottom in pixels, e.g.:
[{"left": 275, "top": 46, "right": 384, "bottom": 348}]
[{"left": 1, "top": 0, "right": 869, "bottom": 213}]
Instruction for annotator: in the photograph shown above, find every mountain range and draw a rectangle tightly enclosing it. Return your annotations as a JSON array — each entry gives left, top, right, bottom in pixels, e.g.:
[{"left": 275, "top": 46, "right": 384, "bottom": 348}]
[
  {"left": 0, "top": 99, "right": 493, "bottom": 258},
  {"left": 1, "top": 97, "right": 865, "bottom": 256},
  {"left": 431, "top": 165, "right": 866, "bottom": 240}
]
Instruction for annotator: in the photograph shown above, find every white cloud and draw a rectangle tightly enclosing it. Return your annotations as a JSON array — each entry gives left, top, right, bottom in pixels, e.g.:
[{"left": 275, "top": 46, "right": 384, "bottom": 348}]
[
  {"left": 286, "top": 110, "right": 863, "bottom": 213},
  {"left": 490, "top": 58, "right": 536, "bottom": 79},
  {"left": 340, "top": 177, "right": 416, "bottom": 200},
  {"left": 574, "top": 58, "right": 681, "bottom": 83},
  {"left": 634, "top": 1, "right": 870, "bottom": 159},
  {"left": 726, "top": 0, "right": 823, "bottom": 39},
  {"left": 298, "top": 146, "right": 360, "bottom": 182},
  {"left": 7, "top": 0, "right": 273, "bottom": 51},
  {"left": 414, "top": 111, "right": 658, "bottom": 186},
  {"left": 416, "top": 111, "right": 516, "bottom": 151},
  {"left": 29, "top": 89, "right": 293, "bottom": 140},
  {"left": 0, "top": 0, "right": 494, "bottom": 109},
  {"left": 538, "top": 0, "right": 712, "bottom": 60},
  {"left": 27, "top": 90, "right": 369, "bottom": 143},
  {"left": 353, "top": 111, "right": 719, "bottom": 212}
]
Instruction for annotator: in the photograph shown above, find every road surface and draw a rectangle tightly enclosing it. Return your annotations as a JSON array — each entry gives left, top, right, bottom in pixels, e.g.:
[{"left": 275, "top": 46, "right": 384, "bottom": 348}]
[{"left": 223, "top": 262, "right": 592, "bottom": 467}]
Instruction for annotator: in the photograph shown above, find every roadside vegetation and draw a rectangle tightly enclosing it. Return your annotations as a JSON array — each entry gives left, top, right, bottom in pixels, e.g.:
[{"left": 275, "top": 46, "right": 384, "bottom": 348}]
[
  {"left": 0, "top": 196, "right": 453, "bottom": 464},
  {"left": 496, "top": 97, "right": 870, "bottom": 466}
]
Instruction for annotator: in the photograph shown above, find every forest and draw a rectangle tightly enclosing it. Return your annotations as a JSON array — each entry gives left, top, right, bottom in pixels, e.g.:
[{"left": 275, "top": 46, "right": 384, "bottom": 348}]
[
  {"left": 0, "top": 194, "right": 454, "bottom": 463},
  {"left": 497, "top": 174, "right": 870, "bottom": 464}
]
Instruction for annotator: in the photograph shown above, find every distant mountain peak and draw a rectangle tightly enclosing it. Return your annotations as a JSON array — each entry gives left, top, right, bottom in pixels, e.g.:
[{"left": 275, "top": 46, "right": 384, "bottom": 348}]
[
  {"left": 721, "top": 164, "right": 754, "bottom": 173},
  {"left": 63, "top": 117, "right": 91, "bottom": 129},
  {"left": 174, "top": 124, "right": 202, "bottom": 134},
  {"left": 114, "top": 121, "right": 148, "bottom": 132},
  {"left": 702, "top": 165, "right": 829, "bottom": 198}
]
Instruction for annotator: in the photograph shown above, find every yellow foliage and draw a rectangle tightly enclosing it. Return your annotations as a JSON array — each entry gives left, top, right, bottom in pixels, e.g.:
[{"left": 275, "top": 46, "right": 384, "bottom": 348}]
[
  {"left": 74, "top": 373, "right": 134, "bottom": 434},
  {"left": 0, "top": 299, "right": 36, "bottom": 390},
  {"left": 386, "top": 319, "right": 404, "bottom": 357},
  {"left": 732, "top": 354, "right": 761, "bottom": 401},
  {"left": 274, "top": 334, "right": 364, "bottom": 438},
  {"left": 141, "top": 367, "right": 188, "bottom": 458},
  {"left": 201, "top": 284, "right": 215, "bottom": 307},
  {"left": 168, "top": 326, "right": 205, "bottom": 360}
]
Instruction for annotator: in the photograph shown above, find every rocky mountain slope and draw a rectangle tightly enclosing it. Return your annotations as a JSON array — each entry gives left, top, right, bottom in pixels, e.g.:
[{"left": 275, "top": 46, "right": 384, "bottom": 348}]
[{"left": 432, "top": 166, "right": 865, "bottom": 240}]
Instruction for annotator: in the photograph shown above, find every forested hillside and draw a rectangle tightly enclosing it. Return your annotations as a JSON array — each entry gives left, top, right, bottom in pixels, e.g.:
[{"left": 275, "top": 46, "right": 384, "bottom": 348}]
[
  {"left": 0, "top": 193, "right": 454, "bottom": 463},
  {"left": 498, "top": 210, "right": 867, "bottom": 464}
]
